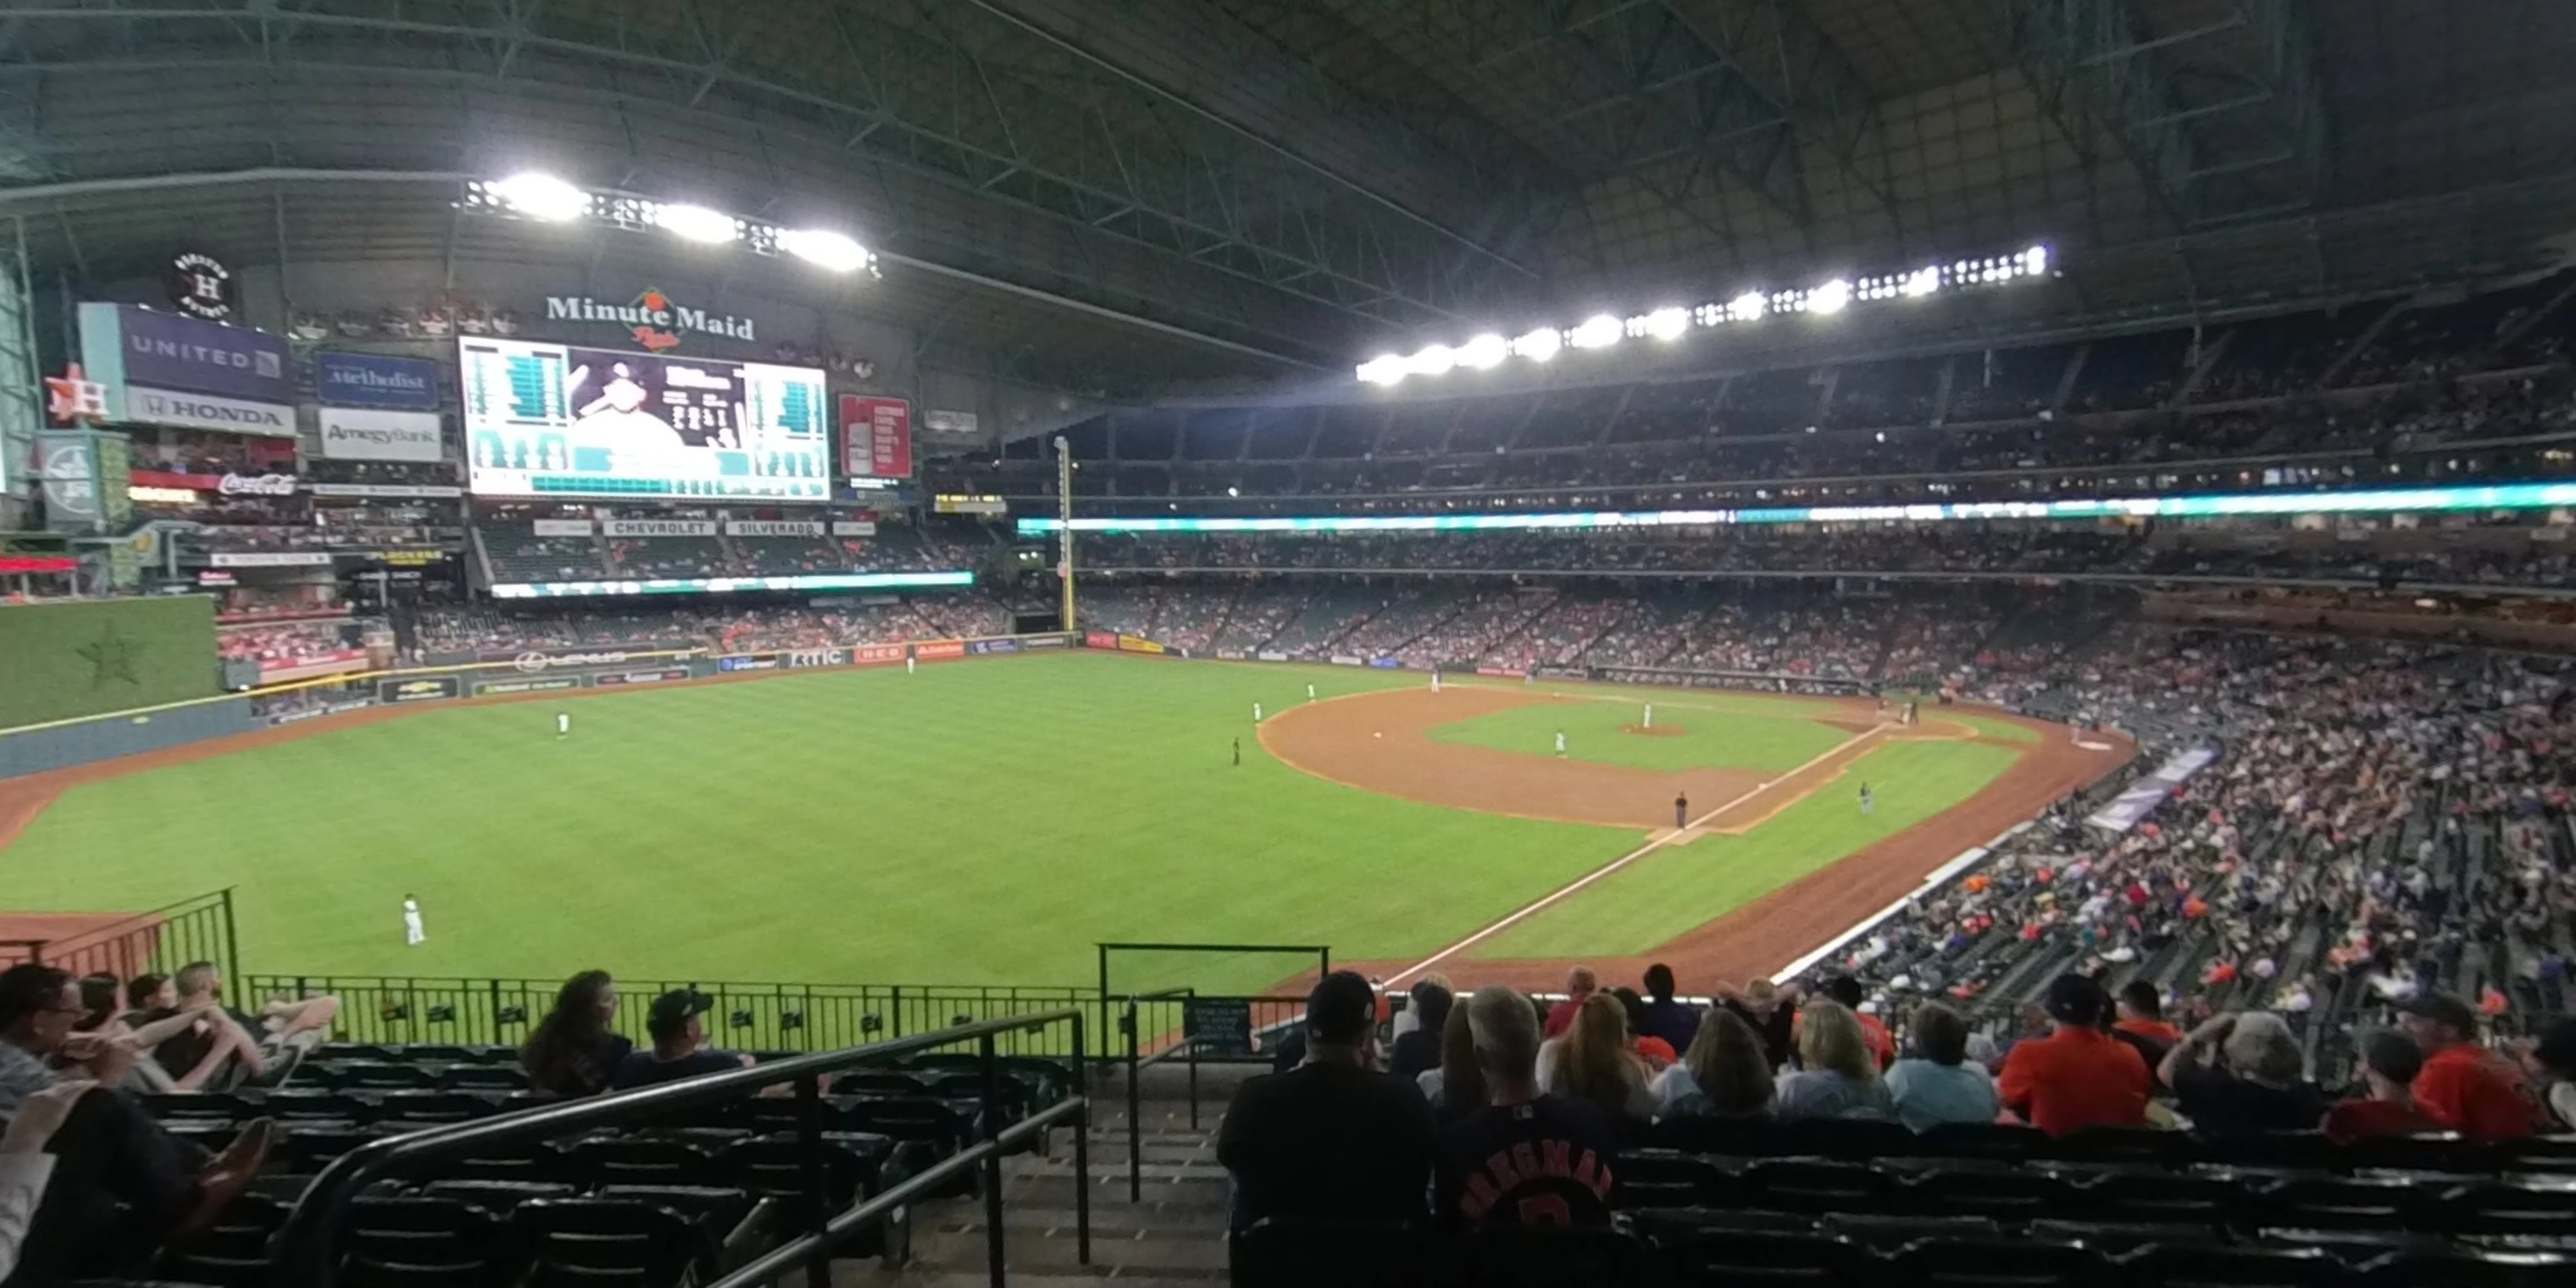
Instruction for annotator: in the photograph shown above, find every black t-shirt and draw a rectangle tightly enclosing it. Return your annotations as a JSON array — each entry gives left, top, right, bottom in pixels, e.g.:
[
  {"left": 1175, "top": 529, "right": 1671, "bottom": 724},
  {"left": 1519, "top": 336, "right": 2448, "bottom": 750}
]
[
  {"left": 2173, "top": 1067, "right": 2329, "bottom": 1135},
  {"left": 609, "top": 1047, "right": 744, "bottom": 1090},
  {"left": 1435, "top": 1095, "right": 1618, "bottom": 1230},
  {"left": 530, "top": 1032, "right": 636, "bottom": 1096},
  {"left": 1216, "top": 1061, "right": 1436, "bottom": 1233},
  {"left": 1389, "top": 1030, "right": 1441, "bottom": 1083},
  {"left": 137, "top": 1007, "right": 260, "bottom": 1083},
  {"left": 1722, "top": 999, "right": 1796, "bottom": 1071}
]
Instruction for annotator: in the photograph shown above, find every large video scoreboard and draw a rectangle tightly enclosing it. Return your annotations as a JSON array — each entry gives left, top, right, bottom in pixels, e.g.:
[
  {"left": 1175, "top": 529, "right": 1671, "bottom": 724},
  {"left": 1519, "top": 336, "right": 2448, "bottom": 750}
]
[{"left": 459, "top": 337, "right": 830, "bottom": 500}]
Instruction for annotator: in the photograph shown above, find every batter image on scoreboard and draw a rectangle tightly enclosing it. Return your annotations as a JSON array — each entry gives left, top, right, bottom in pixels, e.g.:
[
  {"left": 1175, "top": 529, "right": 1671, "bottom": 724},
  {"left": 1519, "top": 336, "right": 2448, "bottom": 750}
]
[{"left": 459, "top": 336, "right": 831, "bottom": 500}]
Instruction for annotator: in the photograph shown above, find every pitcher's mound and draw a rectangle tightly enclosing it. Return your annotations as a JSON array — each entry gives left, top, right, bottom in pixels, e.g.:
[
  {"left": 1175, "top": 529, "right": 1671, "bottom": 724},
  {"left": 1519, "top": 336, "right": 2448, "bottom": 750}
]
[{"left": 1622, "top": 724, "right": 1686, "bottom": 737}]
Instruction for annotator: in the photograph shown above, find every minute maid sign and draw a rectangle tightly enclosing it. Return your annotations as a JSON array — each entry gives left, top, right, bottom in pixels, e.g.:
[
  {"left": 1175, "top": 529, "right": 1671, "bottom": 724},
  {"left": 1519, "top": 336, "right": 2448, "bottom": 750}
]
[{"left": 545, "top": 288, "right": 754, "bottom": 352}]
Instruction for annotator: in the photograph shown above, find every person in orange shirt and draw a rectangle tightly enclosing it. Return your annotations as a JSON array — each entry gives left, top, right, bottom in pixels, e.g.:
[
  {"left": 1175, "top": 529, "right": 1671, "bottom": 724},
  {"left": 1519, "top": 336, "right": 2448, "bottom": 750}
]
[
  {"left": 2112, "top": 980, "right": 2181, "bottom": 1079},
  {"left": 2322, "top": 1030, "right": 2440, "bottom": 1144},
  {"left": 2398, "top": 993, "right": 2551, "bottom": 1140},
  {"left": 1997, "top": 975, "right": 2151, "bottom": 1135}
]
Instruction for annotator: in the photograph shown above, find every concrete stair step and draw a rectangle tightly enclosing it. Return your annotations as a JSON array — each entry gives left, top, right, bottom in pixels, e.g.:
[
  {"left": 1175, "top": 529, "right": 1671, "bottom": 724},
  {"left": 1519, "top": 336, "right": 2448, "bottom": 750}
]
[{"left": 917, "top": 1226, "right": 1229, "bottom": 1274}]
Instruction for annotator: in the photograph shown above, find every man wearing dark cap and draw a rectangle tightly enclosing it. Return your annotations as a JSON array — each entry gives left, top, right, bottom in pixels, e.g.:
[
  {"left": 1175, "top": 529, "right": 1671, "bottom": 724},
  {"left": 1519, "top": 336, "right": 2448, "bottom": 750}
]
[
  {"left": 1216, "top": 971, "right": 1435, "bottom": 1234},
  {"left": 2397, "top": 992, "right": 2548, "bottom": 1139},
  {"left": 1996, "top": 974, "right": 2150, "bottom": 1135},
  {"left": 609, "top": 990, "right": 752, "bottom": 1091},
  {"left": 2323, "top": 1030, "right": 2438, "bottom": 1143}
]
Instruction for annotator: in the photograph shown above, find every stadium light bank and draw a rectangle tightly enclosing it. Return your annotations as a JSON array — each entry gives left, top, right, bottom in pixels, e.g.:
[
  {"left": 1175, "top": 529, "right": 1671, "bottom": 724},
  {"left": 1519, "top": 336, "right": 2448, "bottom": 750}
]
[
  {"left": 1354, "top": 245, "right": 2050, "bottom": 386},
  {"left": 1014, "top": 482, "right": 2576, "bottom": 535},
  {"left": 465, "top": 173, "right": 881, "bottom": 277}
]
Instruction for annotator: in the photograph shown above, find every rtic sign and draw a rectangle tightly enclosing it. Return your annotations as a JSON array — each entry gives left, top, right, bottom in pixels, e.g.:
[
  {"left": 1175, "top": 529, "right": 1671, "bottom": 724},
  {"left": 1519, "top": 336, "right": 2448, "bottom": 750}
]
[{"left": 545, "top": 288, "right": 754, "bottom": 352}]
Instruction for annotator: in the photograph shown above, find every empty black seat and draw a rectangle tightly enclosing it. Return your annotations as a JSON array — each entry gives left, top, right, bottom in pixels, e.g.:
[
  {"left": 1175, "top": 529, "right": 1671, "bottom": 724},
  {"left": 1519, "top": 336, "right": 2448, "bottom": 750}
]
[
  {"left": 1664, "top": 1227, "right": 1872, "bottom": 1283},
  {"left": 2117, "top": 1241, "right": 2345, "bottom": 1287},
  {"left": 514, "top": 1197, "right": 713, "bottom": 1288},
  {"left": 260, "top": 1090, "right": 375, "bottom": 1119},
  {"left": 2431, "top": 1180, "right": 2576, "bottom": 1242},
  {"left": 1888, "top": 1235, "right": 2102, "bottom": 1286},
  {"left": 2024, "top": 1219, "right": 2227, "bottom": 1252},
  {"left": 1744, "top": 1158, "right": 1899, "bottom": 1214},
  {"left": 840, "top": 1096, "right": 968, "bottom": 1157},
  {"left": 375, "top": 1090, "right": 497, "bottom": 1124},
  {"left": 2068, "top": 1169, "right": 2242, "bottom": 1224},
  {"left": 2256, "top": 1174, "right": 2425, "bottom": 1232},
  {"left": 2357, "top": 1247, "right": 2574, "bottom": 1287},
  {"left": 437, "top": 1063, "right": 530, "bottom": 1091},
  {"left": 327, "top": 1063, "right": 440, "bottom": 1091},
  {"left": 1898, "top": 1167, "right": 2068, "bottom": 1219},
  {"left": 566, "top": 1135, "right": 719, "bottom": 1187},
  {"left": 830, "top": 1070, "right": 930, "bottom": 1097},
  {"left": 1774, "top": 1116, "right": 1919, "bottom": 1159},
  {"left": 1917, "top": 1122, "right": 2053, "bottom": 1161},
  {"left": 1615, "top": 1150, "right": 1732, "bottom": 1208},
  {"left": 1819, "top": 1213, "right": 1999, "bottom": 1250},
  {"left": 421, "top": 1179, "right": 580, "bottom": 1210},
  {"left": 2056, "top": 1127, "right": 2196, "bottom": 1167},
  {"left": 341, "top": 1195, "right": 514, "bottom": 1283}
]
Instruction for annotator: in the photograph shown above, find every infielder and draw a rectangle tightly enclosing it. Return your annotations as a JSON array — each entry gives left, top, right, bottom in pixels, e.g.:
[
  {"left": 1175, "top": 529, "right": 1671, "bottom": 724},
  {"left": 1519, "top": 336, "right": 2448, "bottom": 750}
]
[
  {"left": 402, "top": 894, "right": 425, "bottom": 946},
  {"left": 1430, "top": 671, "right": 1441, "bottom": 692},
  {"left": 556, "top": 711, "right": 570, "bottom": 739},
  {"left": 1307, "top": 683, "right": 1316, "bottom": 701},
  {"left": 1643, "top": 702, "right": 1654, "bottom": 729}
]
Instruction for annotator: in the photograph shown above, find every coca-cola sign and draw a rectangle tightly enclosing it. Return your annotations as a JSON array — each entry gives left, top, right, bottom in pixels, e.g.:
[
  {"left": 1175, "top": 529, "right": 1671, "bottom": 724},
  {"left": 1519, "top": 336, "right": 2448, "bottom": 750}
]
[{"left": 218, "top": 472, "right": 297, "bottom": 497}]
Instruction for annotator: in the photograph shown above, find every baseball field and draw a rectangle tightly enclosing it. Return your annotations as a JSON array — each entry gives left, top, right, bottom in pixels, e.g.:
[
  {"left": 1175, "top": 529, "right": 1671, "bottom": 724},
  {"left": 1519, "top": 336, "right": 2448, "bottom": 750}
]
[{"left": 0, "top": 651, "right": 2120, "bottom": 996}]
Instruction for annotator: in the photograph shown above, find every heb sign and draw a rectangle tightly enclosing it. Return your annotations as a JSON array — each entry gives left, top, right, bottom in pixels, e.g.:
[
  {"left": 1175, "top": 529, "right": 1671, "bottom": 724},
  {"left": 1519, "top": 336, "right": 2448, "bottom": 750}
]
[
  {"left": 851, "top": 644, "right": 905, "bottom": 665},
  {"left": 377, "top": 676, "right": 459, "bottom": 704},
  {"left": 592, "top": 667, "right": 691, "bottom": 686},
  {"left": 475, "top": 675, "right": 580, "bottom": 696}
]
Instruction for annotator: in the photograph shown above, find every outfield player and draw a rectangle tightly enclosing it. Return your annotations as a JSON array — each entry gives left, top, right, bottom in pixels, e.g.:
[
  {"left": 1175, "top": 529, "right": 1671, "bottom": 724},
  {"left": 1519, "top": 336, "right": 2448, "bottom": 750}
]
[
  {"left": 1306, "top": 683, "right": 1316, "bottom": 701},
  {"left": 556, "top": 711, "right": 570, "bottom": 739},
  {"left": 1252, "top": 702, "right": 1263, "bottom": 723},
  {"left": 907, "top": 654, "right": 917, "bottom": 675},
  {"left": 1643, "top": 702, "right": 1653, "bottom": 729},
  {"left": 1430, "top": 671, "right": 1441, "bottom": 692},
  {"left": 1554, "top": 730, "right": 1567, "bottom": 757},
  {"left": 1859, "top": 782, "right": 1874, "bottom": 816},
  {"left": 402, "top": 894, "right": 425, "bottom": 946},
  {"left": 1233, "top": 737, "right": 1241, "bottom": 767}
]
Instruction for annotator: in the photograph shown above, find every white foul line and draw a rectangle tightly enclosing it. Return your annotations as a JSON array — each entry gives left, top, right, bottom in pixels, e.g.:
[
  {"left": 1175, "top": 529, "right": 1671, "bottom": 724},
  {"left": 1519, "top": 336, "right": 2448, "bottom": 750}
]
[{"left": 1384, "top": 720, "right": 1893, "bottom": 985}]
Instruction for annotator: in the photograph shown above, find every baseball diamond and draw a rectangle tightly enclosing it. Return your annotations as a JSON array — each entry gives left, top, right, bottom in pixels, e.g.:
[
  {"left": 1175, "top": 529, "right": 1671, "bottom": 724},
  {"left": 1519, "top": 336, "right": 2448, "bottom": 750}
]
[{"left": 0, "top": 650, "right": 2123, "bottom": 997}]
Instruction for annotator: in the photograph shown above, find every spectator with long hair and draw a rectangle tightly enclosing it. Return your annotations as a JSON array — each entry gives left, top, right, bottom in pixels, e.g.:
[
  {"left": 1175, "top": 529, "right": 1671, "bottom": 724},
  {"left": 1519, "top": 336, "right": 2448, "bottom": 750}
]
[
  {"left": 1773, "top": 1000, "right": 1895, "bottom": 1122},
  {"left": 1390, "top": 981, "right": 1450, "bottom": 1084},
  {"left": 1418, "top": 999, "right": 1485, "bottom": 1121},
  {"left": 519, "top": 970, "right": 631, "bottom": 1097},
  {"left": 1537, "top": 993, "right": 1654, "bottom": 1122},
  {"left": 1652, "top": 1007, "right": 1774, "bottom": 1119},
  {"left": 1885, "top": 1002, "right": 1998, "bottom": 1130}
]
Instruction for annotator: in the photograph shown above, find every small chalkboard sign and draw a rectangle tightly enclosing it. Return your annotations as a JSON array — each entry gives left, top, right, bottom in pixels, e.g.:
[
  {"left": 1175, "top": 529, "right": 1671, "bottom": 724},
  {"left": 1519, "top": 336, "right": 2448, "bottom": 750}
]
[{"left": 1184, "top": 999, "right": 1254, "bottom": 1055}]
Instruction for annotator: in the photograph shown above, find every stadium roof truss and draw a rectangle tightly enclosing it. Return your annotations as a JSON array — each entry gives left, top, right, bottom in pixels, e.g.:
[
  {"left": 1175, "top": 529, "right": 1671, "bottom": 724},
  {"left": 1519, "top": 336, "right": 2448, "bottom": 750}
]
[{"left": 0, "top": 1, "right": 2569, "bottom": 395}]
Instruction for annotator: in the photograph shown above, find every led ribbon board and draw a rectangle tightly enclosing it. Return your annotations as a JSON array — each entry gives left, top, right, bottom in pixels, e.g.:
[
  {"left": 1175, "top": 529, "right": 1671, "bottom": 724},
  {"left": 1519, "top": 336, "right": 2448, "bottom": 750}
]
[
  {"left": 1013, "top": 483, "right": 2576, "bottom": 536},
  {"left": 490, "top": 570, "right": 974, "bottom": 598}
]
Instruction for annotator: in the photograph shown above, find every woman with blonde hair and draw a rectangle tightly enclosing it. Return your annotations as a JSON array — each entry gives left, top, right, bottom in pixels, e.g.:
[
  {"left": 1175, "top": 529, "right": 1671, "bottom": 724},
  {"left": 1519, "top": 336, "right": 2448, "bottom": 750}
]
[
  {"left": 1652, "top": 1007, "right": 1774, "bottom": 1119},
  {"left": 1418, "top": 995, "right": 1486, "bottom": 1121},
  {"left": 1772, "top": 1000, "right": 1895, "bottom": 1122},
  {"left": 1538, "top": 992, "right": 1655, "bottom": 1121}
]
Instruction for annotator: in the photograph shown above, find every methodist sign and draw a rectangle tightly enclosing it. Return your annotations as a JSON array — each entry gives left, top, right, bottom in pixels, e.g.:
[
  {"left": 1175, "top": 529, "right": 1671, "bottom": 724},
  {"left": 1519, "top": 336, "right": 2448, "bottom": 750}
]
[{"left": 75, "top": 303, "right": 296, "bottom": 436}]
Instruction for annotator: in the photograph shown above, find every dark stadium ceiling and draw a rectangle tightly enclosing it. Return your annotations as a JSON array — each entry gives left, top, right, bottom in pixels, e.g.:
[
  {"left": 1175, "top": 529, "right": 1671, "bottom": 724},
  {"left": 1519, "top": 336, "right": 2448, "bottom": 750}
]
[{"left": 0, "top": 1, "right": 2573, "bottom": 397}]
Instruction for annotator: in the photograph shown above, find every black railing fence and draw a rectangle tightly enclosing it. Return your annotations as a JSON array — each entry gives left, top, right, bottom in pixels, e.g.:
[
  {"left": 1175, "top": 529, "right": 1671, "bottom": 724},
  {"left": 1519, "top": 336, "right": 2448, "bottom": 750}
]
[
  {"left": 0, "top": 888, "right": 238, "bottom": 985},
  {"left": 271, "top": 1008, "right": 1091, "bottom": 1288},
  {"left": 242, "top": 974, "right": 1100, "bottom": 1056}
]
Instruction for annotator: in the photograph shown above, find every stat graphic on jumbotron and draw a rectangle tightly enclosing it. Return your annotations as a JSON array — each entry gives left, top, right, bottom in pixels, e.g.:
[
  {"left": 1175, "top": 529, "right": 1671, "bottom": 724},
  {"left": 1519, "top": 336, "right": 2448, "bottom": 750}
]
[{"left": 458, "top": 337, "right": 830, "bottom": 500}]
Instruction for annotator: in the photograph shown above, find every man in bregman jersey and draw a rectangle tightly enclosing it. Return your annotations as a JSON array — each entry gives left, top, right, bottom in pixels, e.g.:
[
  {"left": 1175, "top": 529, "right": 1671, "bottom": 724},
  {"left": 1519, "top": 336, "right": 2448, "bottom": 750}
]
[{"left": 1435, "top": 985, "right": 1618, "bottom": 1229}]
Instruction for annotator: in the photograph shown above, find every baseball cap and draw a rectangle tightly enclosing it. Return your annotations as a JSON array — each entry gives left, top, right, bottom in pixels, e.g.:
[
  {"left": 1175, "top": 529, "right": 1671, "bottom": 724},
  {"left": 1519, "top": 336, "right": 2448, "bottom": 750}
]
[
  {"left": 646, "top": 989, "right": 712, "bottom": 1043},
  {"left": 2396, "top": 991, "right": 2478, "bottom": 1037},
  {"left": 1305, "top": 971, "right": 1376, "bottom": 1046},
  {"left": 2042, "top": 974, "right": 2107, "bottom": 1026}
]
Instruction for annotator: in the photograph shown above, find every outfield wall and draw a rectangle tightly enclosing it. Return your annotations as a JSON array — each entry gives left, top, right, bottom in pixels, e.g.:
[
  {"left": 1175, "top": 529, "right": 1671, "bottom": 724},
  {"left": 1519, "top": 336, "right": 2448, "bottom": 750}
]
[
  {"left": 0, "top": 597, "right": 220, "bottom": 728},
  {"left": 0, "top": 633, "right": 1075, "bottom": 782}
]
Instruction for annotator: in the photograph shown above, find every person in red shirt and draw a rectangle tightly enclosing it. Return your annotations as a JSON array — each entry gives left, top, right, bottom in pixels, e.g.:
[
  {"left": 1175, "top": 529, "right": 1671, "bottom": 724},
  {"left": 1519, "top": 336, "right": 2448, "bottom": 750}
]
[
  {"left": 1997, "top": 975, "right": 2151, "bottom": 1135},
  {"left": 1541, "top": 966, "right": 1596, "bottom": 1040},
  {"left": 2111, "top": 980, "right": 2181, "bottom": 1079},
  {"left": 2399, "top": 993, "right": 2551, "bottom": 1140},
  {"left": 2323, "top": 1030, "right": 2440, "bottom": 1144}
]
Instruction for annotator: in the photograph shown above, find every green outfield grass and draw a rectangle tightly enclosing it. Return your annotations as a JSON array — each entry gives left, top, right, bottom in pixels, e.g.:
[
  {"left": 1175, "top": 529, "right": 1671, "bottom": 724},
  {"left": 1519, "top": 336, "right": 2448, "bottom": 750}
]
[
  {"left": 2, "top": 654, "right": 2030, "bottom": 991},
  {"left": 1426, "top": 697, "right": 1852, "bottom": 772},
  {"left": 1474, "top": 738, "right": 2022, "bottom": 959}
]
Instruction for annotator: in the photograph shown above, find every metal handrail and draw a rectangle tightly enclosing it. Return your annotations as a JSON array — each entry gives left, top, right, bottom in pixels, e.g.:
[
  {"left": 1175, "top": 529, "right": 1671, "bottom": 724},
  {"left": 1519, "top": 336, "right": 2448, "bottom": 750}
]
[
  {"left": 271, "top": 1008, "right": 1088, "bottom": 1288},
  {"left": 1119, "top": 988, "right": 1198, "bottom": 1203}
]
